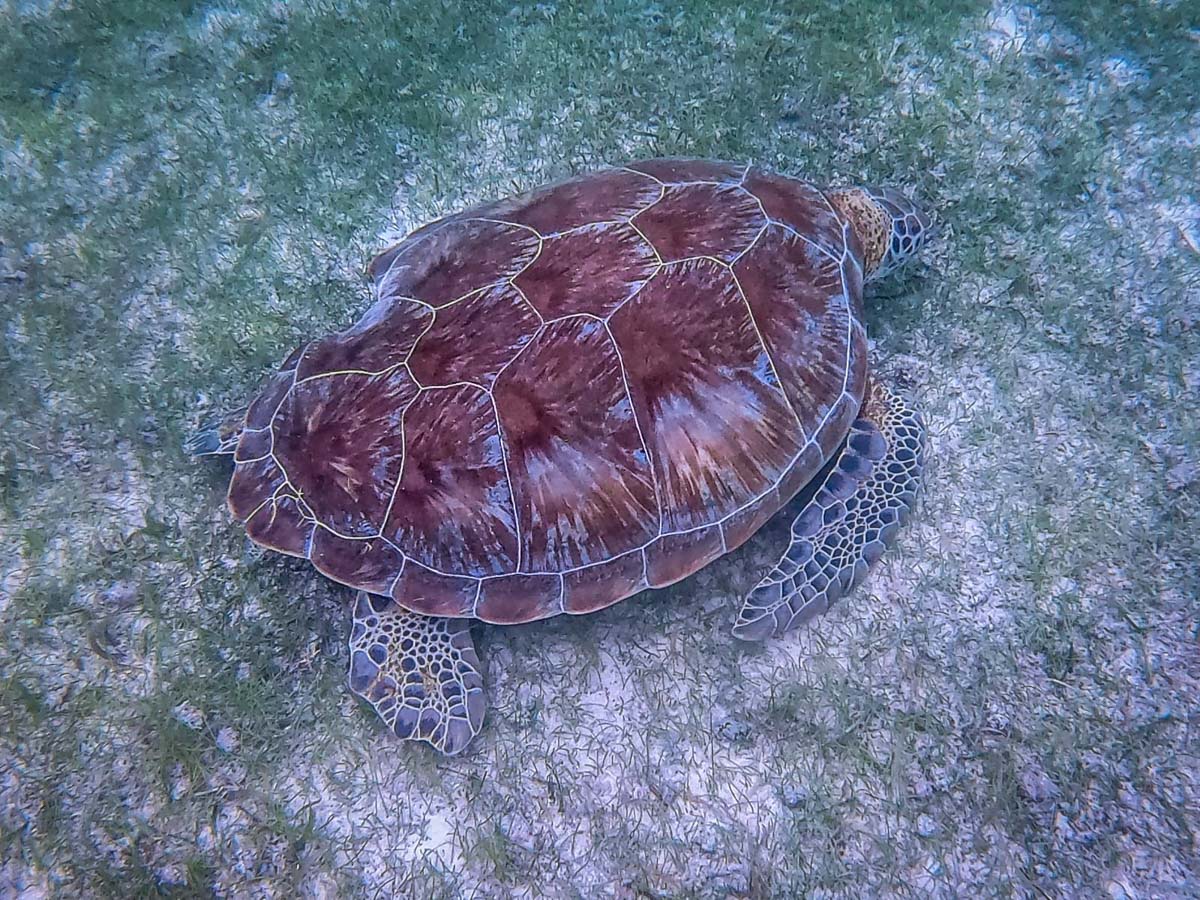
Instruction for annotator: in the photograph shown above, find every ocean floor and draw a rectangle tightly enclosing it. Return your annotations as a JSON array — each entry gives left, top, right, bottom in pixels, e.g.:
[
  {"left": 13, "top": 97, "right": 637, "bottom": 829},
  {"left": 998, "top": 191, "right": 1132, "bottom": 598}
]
[{"left": 1, "top": 1, "right": 1197, "bottom": 897}]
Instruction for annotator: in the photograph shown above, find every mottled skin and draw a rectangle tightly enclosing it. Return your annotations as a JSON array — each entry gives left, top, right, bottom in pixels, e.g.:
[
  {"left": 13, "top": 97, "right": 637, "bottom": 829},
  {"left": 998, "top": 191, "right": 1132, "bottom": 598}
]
[{"left": 193, "top": 159, "right": 931, "bottom": 754}]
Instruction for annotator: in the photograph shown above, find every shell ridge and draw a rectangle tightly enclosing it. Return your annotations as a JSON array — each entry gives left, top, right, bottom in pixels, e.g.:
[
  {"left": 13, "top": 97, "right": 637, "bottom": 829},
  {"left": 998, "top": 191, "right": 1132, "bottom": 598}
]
[{"left": 487, "top": 388, "right": 523, "bottom": 574}]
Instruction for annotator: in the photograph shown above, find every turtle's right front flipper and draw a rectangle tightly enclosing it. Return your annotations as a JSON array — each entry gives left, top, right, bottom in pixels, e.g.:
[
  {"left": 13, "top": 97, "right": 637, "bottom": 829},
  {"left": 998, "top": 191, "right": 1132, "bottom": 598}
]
[
  {"left": 733, "top": 380, "right": 925, "bottom": 640},
  {"left": 185, "top": 405, "right": 248, "bottom": 457}
]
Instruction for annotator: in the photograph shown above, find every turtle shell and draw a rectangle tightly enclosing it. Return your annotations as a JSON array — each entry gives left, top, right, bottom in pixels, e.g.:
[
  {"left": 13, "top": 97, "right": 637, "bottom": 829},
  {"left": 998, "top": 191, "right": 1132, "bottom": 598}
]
[{"left": 227, "top": 159, "right": 868, "bottom": 624}]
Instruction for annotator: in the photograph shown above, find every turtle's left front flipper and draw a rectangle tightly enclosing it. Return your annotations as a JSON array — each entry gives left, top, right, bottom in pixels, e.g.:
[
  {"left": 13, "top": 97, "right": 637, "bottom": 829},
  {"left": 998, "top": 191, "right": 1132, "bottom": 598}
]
[
  {"left": 733, "top": 380, "right": 925, "bottom": 640},
  {"left": 348, "top": 593, "right": 486, "bottom": 755}
]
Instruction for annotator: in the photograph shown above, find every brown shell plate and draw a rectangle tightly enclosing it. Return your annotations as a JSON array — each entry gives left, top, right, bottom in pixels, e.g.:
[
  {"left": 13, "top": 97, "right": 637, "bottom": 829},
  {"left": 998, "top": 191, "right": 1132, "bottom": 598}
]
[{"left": 227, "top": 159, "right": 869, "bottom": 624}]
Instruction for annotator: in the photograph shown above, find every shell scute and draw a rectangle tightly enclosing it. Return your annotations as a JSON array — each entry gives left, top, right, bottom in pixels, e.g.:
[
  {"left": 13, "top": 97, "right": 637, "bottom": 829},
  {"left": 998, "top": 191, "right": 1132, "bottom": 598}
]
[
  {"left": 514, "top": 222, "right": 658, "bottom": 320},
  {"left": 632, "top": 183, "right": 764, "bottom": 262},
  {"left": 244, "top": 368, "right": 294, "bottom": 431},
  {"left": 720, "top": 487, "right": 782, "bottom": 551},
  {"left": 733, "top": 226, "right": 858, "bottom": 430},
  {"left": 310, "top": 531, "right": 404, "bottom": 595},
  {"left": 741, "top": 167, "right": 844, "bottom": 259},
  {"left": 273, "top": 369, "right": 417, "bottom": 538},
  {"left": 383, "top": 385, "right": 518, "bottom": 576},
  {"left": 476, "top": 573, "right": 560, "bottom": 623},
  {"left": 389, "top": 561, "right": 478, "bottom": 617},
  {"left": 233, "top": 427, "right": 272, "bottom": 463},
  {"left": 374, "top": 218, "right": 539, "bottom": 307},
  {"left": 775, "top": 442, "right": 827, "bottom": 506},
  {"left": 244, "top": 494, "right": 314, "bottom": 558},
  {"left": 478, "top": 167, "right": 661, "bottom": 234},
  {"left": 562, "top": 551, "right": 646, "bottom": 615},
  {"left": 493, "top": 317, "right": 659, "bottom": 573},
  {"left": 407, "top": 283, "right": 540, "bottom": 388},
  {"left": 296, "top": 298, "right": 432, "bottom": 380},
  {"left": 645, "top": 525, "right": 725, "bottom": 588},
  {"left": 228, "top": 455, "right": 285, "bottom": 523},
  {"left": 608, "top": 258, "right": 802, "bottom": 531}
]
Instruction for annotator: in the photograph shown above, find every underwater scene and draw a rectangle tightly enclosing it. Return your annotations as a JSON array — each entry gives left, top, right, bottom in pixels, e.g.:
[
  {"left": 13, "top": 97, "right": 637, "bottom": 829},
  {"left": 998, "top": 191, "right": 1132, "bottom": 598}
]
[{"left": 1, "top": 1, "right": 1197, "bottom": 897}]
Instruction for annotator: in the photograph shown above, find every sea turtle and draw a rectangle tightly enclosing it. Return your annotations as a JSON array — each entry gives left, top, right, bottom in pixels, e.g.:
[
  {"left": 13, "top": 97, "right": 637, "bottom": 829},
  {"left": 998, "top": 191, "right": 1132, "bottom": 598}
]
[{"left": 190, "top": 159, "right": 929, "bottom": 755}]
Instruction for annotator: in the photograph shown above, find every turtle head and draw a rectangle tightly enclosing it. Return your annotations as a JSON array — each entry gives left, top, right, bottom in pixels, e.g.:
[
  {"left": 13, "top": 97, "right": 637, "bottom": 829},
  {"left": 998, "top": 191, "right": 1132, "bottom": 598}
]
[{"left": 828, "top": 186, "right": 930, "bottom": 282}]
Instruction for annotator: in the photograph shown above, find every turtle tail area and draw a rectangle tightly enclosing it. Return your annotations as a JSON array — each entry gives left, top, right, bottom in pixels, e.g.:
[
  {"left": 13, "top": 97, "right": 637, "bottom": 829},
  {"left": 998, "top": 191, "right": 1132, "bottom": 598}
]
[
  {"left": 732, "top": 380, "right": 925, "bottom": 641},
  {"left": 348, "top": 593, "right": 487, "bottom": 755},
  {"left": 184, "top": 406, "right": 247, "bottom": 457}
]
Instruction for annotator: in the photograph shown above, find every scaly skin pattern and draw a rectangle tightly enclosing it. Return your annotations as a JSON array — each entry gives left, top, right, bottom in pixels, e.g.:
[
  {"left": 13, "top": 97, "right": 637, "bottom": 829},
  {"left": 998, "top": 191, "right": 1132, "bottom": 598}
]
[
  {"left": 732, "top": 378, "right": 926, "bottom": 640},
  {"left": 225, "top": 159, "right": 872, "bottom": 624},
  {"left": 827, "top": 188, "right": 890, "bottom": 275},
  {"left": 347, "top": 593, "right": 485, "bottom": 755}
]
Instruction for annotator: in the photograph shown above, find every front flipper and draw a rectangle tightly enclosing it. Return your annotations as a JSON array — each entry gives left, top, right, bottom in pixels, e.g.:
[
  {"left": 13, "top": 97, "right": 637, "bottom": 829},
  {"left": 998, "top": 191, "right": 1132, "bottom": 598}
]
[
  {"left": 348, "top": 593, "right": 486, "bottom": 755},
  {"left": 733, "top": 380, "right": 925, "bottom": 640}
]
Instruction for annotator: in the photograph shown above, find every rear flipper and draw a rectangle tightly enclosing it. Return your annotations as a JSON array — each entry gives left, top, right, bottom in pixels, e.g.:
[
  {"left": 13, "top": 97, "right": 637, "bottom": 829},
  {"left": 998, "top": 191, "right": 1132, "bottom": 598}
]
[
  {"left": 184, "top": 405, "right": 248, "bottom": 457},
  {"left": 733, "top": 380, "right": 925, "bottom": 641},
  {"left": 348, "top": 593, "right": 486, "bottom": 755}
]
